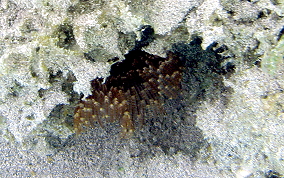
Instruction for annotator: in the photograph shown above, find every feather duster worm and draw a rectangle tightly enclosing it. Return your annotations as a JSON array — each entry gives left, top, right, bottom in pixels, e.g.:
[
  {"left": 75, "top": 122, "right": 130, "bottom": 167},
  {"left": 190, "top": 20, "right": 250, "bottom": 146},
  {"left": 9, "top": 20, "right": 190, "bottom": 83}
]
[{"left": 74, "top": 50, "right": 183, "bottom": 135}]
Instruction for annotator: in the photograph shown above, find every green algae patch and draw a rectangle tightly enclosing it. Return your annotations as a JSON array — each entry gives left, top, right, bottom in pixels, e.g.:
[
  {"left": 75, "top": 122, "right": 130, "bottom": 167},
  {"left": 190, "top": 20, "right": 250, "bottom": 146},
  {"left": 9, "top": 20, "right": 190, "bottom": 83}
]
[{"left": 261, "top": 37, "right": 284, "bottom": 76}]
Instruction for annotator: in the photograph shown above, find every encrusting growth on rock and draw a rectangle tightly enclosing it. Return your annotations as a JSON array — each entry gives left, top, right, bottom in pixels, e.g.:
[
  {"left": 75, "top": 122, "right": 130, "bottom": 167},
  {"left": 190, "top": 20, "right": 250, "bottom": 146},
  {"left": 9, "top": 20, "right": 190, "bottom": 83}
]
[{"left": 74, "top": 50, "right": 183, "bottom": 136}]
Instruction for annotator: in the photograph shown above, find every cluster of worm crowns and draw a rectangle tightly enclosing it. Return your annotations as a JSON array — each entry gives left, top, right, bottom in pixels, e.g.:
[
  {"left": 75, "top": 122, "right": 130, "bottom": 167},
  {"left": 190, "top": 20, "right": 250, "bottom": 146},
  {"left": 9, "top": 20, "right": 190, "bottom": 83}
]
[{"left": 74, "top": 50, "right": 183, "bottom": 136}]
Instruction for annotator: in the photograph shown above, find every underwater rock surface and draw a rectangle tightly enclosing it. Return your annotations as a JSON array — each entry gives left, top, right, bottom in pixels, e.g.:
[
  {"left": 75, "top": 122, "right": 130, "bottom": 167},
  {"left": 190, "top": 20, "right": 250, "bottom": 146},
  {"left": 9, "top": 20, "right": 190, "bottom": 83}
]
[{"left": 0, "top": 0, "right": 283, "bottom": 177}]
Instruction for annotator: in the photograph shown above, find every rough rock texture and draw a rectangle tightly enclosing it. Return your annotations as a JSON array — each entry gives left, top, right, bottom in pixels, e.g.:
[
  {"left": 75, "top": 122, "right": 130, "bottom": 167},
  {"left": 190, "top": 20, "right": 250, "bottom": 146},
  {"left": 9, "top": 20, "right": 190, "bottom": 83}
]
[
  {"left": 197, "top": 66, "right": 284, "bottom": 177},
  {"left": 0, "top": 0, "right": 283, "bottom": 177}
]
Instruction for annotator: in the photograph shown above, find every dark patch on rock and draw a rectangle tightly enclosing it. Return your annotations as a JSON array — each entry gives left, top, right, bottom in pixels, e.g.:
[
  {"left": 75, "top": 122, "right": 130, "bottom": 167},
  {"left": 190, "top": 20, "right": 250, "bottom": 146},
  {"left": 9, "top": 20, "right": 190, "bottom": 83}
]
[
  {"left": 48, "top": 70, "right": 63, "bottom": 84},
  {"left": 133, "top": 25, "right": 155, "bottom": 51},
  {"left": 118, "top": 31, "right": 137, "bottom": 54},
  {"left": 45, "top": 134, "right": 63, "bottom": 148},
  {"left": 265, "top": 170, "right": 283, "bottom": 178},
  {"left": 277, "top": 26, "right": 284, "bottom": 41},
  {"left": 8, "top": 80, "right": 24, "bottom": 98},
  {"left": 70, "top": 36, "right": 234, "bottom": 161},
  {"left": 83, "top": 52, "right": 95, "bottom": 62},
  {"left": 55, "top": 24, "right": 76, "bottom": 49},
  {"left": 172, "top": 36, "right": 234, "bottom": 103},
  {"left": 38, "top": 88, "right": 46, "bottom": 98}
]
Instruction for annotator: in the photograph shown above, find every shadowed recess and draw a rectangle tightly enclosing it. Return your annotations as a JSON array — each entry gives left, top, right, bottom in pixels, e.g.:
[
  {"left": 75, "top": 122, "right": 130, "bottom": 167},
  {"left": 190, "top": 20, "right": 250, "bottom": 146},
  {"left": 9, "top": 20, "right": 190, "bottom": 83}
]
[
  {"left": 74, "top": 50, "right": 183, "bottom": 136},
  {"left": 72, "top": 36, "right": 234, "bottom": 157}
]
